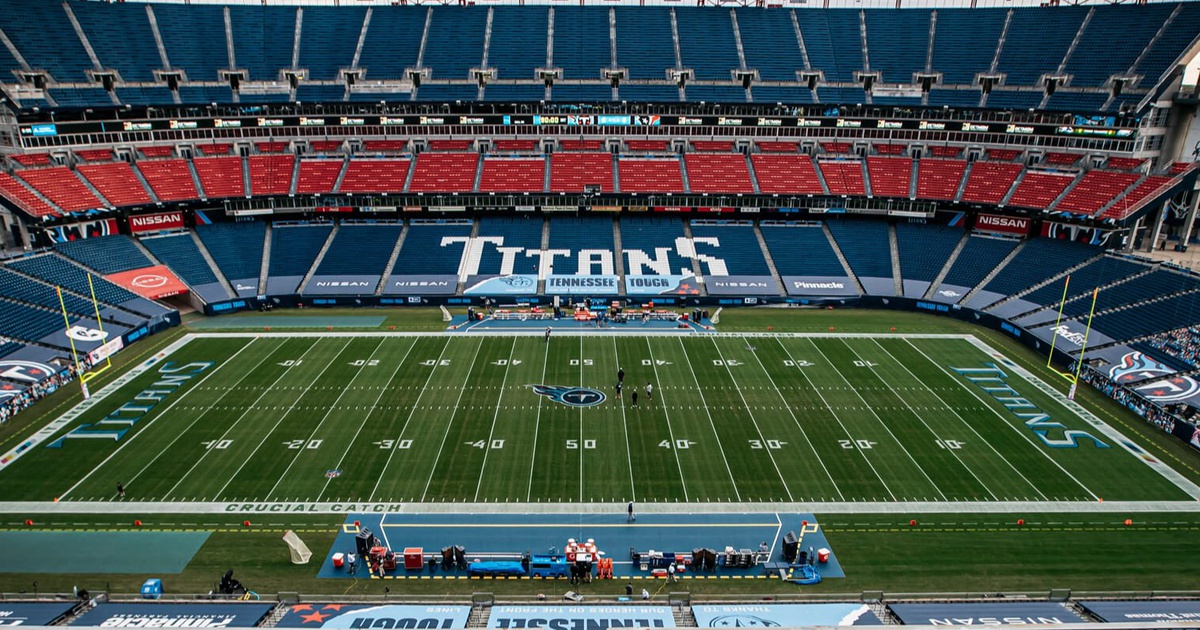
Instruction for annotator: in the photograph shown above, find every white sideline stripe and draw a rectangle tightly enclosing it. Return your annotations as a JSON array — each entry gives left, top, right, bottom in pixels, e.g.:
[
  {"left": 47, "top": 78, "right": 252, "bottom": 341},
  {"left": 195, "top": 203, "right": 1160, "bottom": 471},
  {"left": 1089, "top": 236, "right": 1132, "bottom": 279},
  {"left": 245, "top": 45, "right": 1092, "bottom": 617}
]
[
  {"left": 644, "top": 337, "right": 691, "bottom": 501},
  {"left": 184, "top": 331, "right": 980, "bottom": 339},
  {"left": 419, "top": 338, "right": 486, "bottom": 501},
  {"left": 524, "top": 339, "right": 550, "bottom": 501},
  {"left": 965, "top": 336, "right": 1200, "bottom": 500},
  {"left": 472, "top": 337, "right": 518, "bottom": 502},
  {"left": 0, "top": 335, "right": 198, "bottom": 474},
  {"left": 1, "top": 500, "right": 1198, "bottom": 515}
]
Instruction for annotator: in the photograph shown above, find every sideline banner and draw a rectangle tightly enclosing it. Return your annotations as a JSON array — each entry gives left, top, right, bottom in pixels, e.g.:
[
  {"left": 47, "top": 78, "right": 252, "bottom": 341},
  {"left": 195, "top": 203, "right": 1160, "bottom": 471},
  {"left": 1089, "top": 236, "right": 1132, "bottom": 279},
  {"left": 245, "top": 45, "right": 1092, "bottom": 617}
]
[
  {"left": 74, "top": 603, "right": 274, "bottom": 628},
  {"left": 625, "top": 275, "right": 701, "bottom": 296},
  {"left": 782, "top": 275, "right": 859, "bottom": 297},
  {"left": 106, "top": 265, "right": 189, "bottom": 299},
  {"left": 382, "top": 275, "right": 458, "bottom": 295},
  {"left": 692, "top": 604, "right": 881, "bottom": 627},
  {"left": 276, "top": 604, "right": 471, "bottom": 628},
  {"left": 464, "top": 274, "right": 538, "bottom": 295},
  {"left": 306, "top": 275, "right": 380, "bottom": 295},
  {"left": 545, "top": 274, "right": 619, "bottom": 293},
  {"left": 1079, "top": 599, "right": 1200, "bottom": 623},
  {"left": 487, "top": 606, "right": 675, "bottom": 629},
  {"left": 705, "top": 275, "right": 780, "bottom": 296},
  {"left": 889, "top": 602, "right": 1085, "bottom": 626},
  {"left": 0, "top": 602, "right": 77, "bottom": 626}
]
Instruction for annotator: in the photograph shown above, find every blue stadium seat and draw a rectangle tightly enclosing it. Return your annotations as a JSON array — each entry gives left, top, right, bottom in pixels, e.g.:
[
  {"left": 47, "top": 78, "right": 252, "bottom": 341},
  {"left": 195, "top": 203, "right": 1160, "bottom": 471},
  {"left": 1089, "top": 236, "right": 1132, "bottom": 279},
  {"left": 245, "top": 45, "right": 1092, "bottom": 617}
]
[
  {"left": 141, "top": 233, "right": 219, "bottom": 287},
  {"left": 751, "top": 85, "right": 815, "bottom": 104},
  {"left": 553, "top": 8, "right": 606, "bottom": 80},
  {"left": 0, "top": 267, "right": 98, "bottom": 316},
  {"left": 0, "top": 298, "right": 70, "bottom": 343},
  {"left": 55, "top": 235, "right": 154, "bottom": 275},
  {"left": 298, "top": 7, "right": 367, "bottom": 81},
  {"left": 895, "top": 223, "right": 964, "bottom": 284},
  {"left": 417, "top": 84, "right": 482, "bottom": 101},
  {"left": 997, "top": 7, "right": 1088, "bottom": 85},
  {"left": 0, "top": 0, "right": 92, "bottom": 82},
  {"left": 483, "top": 84, "right": 545, "bottom": 101},
  {"left": 116, "top": 87, "right": 176, "bottom": 106},
  {"left": 1020, "top": 256, "right": 1148, "bottom": 307},
  {"left": 826, "top": 220, "right": 892, "bottom": 282},
  {"left": 931, "top": 9, "right": 1006, "bottom": 85},
  {"left": 1060, "top": 268, "right": 1199, "bottom": 318},
  {"left": 974, "top": 238, "right": 1100, "bottom": 307},
  {"left": 1064, "top": 4, "right": 1173, "bottom": 87},
  {"left": 423, "top": 7, "right": 488, "bottom": 81},
  {"left": 617, "top": 84, "right": 680, "bottom": 102},
  {"left": 760, "top": 223, "right": 845, "bottom": 277},
  {"left": 676, "top": 8, "right": 741, "bottom": 81},
  {"left": 690, "top": 223, "right": 771, "bottom": 276},
  {"left": 939, "top": 235, "right": 1018, "bottom": 290},
  {"left": 614, "top": 8, "right": 675, "bottom": 81},
  {"left": 295, "top": 85, "right": 346, "bottom": 103},
  {"left": 489, "top": 8, "right": 548, "bottom": 82},
  {"left": 313, "top": 224, "right": 403, "bottom": 276},
  {"left": 228, "top": 6, "right": 296, "bottom": 82},
  {"left": 736, "top": 9, "right": 805, "bottom": 83},
  {"left": 549, "top": 216, "right": 615, "bottom": 275},
  {"left": 1090, "top": 290, "right": 1200, "bottom": 341},
  {"left": 685, "top": 85, "right": 748, "bottom": 103},
  {"left": 6, "top": 254, "right": 152, "bottom": 313},
  {"left": 393, "top": 222, "right": 472, "bottom": 275},
  {"left": 196, "top": 222, "right": 266, "bottom": 285},
  {"left": 269, "top": 224, "right": 333, "bottom": 278},
  {"left": 552, "top": 84, "right": 614, "bottom": 102},
  {"left": 72, "top": 1, "right": 162, "bottom": 82},
  {"left": 49, "top": 88, "right": 112, "bottom": 108},
  {"left": 476, "top": 217, "right": 543, "bottom": 275},
  {"left": 154, "top": 3, "right": 229, "bottom": 83},
  {"left": 864, "top": 9, "right": 931, "bottom": 85},
  {"left": 358, "top": 7, "right": 426, "bottom": 82},
  {"left": 620, "top": 216, "right": 691, "bottom": 276}
]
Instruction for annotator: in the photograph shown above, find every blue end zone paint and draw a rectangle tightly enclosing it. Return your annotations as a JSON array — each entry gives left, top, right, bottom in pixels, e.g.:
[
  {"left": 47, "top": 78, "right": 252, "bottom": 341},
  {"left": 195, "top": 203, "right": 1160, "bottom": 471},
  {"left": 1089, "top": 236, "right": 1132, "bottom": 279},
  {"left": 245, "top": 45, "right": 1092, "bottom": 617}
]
[
  {"left": 0, "top": 531, "right": 209, "bottom": 574},
  {"left": 317, "top": 512, "right": 843, "bottom": 580}
]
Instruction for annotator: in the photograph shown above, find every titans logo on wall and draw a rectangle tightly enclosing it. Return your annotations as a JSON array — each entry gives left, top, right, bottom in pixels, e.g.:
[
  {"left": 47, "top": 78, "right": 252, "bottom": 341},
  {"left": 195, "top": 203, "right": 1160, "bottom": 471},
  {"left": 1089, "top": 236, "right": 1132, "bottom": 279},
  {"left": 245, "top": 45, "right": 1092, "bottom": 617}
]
[
  {"left": 0, "top": 360, "right": 57, "bottom": 384},
  {"left": 527, "top": 385, "right": 606, "bottom": 407},
  {"left": 1107, "top": 351, "right": 1172, "bottom": 384},
  {"left": 1107, "top": 351, "right": 1200, "bottom": 403},
  {"left": 706, "top": 615, "right": 782, "bottom": 627},
  {"left": 500, "top": 275, "right": 536, "bottom": 289}
]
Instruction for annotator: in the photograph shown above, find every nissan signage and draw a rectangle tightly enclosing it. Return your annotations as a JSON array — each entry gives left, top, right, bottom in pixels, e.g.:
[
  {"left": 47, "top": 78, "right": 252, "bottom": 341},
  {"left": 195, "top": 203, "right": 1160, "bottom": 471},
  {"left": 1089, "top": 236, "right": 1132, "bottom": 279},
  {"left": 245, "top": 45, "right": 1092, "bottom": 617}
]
[
  {"left": 975, "top": 213, "right": 1031, "bottom": 235},
  {"left": 129, "top": 211, "right": 184, "bottom": 234}
]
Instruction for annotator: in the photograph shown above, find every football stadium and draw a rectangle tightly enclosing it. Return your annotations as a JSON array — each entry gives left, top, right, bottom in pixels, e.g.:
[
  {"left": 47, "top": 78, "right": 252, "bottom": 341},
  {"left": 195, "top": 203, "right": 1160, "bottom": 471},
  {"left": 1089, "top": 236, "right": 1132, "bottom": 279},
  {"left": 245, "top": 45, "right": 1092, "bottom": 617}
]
[{"left": 1, "top": 0, "right": 1200, "bottom": 626}]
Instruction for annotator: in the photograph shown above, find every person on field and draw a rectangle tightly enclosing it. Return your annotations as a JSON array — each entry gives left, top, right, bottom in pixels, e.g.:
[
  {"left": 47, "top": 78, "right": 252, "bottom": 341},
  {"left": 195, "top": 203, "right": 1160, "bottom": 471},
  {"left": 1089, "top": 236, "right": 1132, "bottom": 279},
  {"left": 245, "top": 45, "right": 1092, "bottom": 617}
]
[
  {"left": 544, "top": 326, "right": 551, "bottom": 342},
  {"left": 645, "top": 382, "right": 653, "bottom": 401},
  {"left": 116, "top": 482, "right": 125, "bottom": 498},
  {"left": 617, "top": 367, "right": 625, "bottom": 383},
  {"left": 627, "top": 501, "right": 635, "bottom": 522},
  {"left": 631, "top": 388, "right": 638, "bottom": 407}
]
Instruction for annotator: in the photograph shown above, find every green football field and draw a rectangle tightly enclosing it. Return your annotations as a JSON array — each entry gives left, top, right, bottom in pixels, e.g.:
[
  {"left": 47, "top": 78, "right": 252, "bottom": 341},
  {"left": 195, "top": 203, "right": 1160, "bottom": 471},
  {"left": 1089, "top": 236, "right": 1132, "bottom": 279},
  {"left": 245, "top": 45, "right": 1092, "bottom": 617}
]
[{"left": 1, "top": 331, "right": 1195, "bottom": 506}]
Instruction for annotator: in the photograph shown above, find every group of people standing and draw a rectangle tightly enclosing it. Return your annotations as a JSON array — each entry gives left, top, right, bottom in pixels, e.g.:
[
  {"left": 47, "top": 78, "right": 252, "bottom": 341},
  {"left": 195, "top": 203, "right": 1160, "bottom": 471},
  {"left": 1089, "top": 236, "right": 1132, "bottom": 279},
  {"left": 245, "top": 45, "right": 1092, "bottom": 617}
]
[{"left": 615, "top": 367, "right": 652, "bottom": 407}]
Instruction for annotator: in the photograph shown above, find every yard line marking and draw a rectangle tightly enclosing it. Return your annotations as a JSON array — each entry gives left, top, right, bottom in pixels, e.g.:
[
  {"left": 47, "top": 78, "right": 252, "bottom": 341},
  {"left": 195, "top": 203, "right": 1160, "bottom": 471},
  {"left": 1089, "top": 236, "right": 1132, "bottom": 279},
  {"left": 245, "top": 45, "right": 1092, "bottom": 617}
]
[
  {"left": 265, "top": 337, "right": 389, "bottom": 499},
  {"left": 203, "top": 339, "right": 355, "bottom": 501},
  {"left": 525, "top": 336, "right": 551, "bottom": 501},
  {"left": 118, "top": 339, "right": 298, "bottom": 495},
  {"left": 840, "top": 338, "right": 997, "bottom": 500},
  {"left": 707, "top": 336, "right": 792, "bottom": 501},
  {"left": 675, "top": 337, "right": 741, "bottom": 501},
  {"left": 473, "top": 337, "right": 518, "bottom": 501},
  {"left": 316, "top": 338, "right": 418, "bottom": 501},
  {"left": 904, "top": 338, "right": 1098, "bottom": 501},
  {"left": 644, "top": 338, "right": 690, "bottom": 501},
  {"left": 369, "top": 337, "right": 452, "bottom": 501},
  {"left": 420, "top": 338, "right": 486, "bottom": 501},
  {"left": 773, "top": 337, "right": 895, "bottom": 500},
  {"left": 612, "top": 337, "right": 636, "bottom": 502},
  {"left": 807, "top": 339, "right": 946, "bottom": 501},
  {"left": 738, "top": 336, "right": 844, "bottom": 501},
  {"left": 59, "top": 336, "right": 260, "bottom": 501},
  {"left": 579, "top": 335, "right": 585, "bottom": 502},
  {"left": 872, "top": 339, "right": 1046, "bottom": 501}
]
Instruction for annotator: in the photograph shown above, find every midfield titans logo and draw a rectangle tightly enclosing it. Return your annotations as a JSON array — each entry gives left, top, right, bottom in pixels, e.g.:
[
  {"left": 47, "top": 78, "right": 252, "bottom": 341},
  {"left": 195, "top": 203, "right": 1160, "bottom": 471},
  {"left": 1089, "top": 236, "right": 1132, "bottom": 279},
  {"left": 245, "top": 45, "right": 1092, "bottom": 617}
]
[
  {"left": 706, "top": 615, "right": 781, "bottom": 627},
  {"left": 527, "top": 385, "right": 606, "bottom": 407}
]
